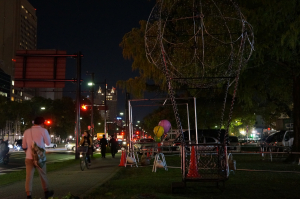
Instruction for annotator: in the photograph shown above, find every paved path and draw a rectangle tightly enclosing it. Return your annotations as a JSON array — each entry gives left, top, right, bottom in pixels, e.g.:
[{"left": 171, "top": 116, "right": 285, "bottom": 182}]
[{"left": 0, "top": 154, "right": 121, "bottom": 199}]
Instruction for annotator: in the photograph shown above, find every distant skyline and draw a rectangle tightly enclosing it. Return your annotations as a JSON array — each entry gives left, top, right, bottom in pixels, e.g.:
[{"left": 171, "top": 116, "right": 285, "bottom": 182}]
[{"left": 27, "top": 0, "right": 156, "bottom": 121}]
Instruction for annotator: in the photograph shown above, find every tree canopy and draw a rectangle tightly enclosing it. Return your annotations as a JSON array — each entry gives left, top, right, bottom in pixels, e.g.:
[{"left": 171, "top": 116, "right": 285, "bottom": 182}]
[{"left": 119, "top": 0, "right": 300, "bottom": 154}]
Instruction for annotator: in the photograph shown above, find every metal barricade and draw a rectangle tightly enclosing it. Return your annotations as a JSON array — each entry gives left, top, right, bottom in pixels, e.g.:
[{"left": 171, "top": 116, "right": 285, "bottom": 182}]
[{"left": 183, "top": 144, "right": 229, "bottom": 184}]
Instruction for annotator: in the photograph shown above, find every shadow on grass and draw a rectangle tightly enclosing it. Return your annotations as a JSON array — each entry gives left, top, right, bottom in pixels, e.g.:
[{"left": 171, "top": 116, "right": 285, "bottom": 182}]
[
  {"left": 0, "top": 159, "right": 77, "bottom": 187},
  {"left": 85, "top": 154, "right": 300, "bottom": 199}
]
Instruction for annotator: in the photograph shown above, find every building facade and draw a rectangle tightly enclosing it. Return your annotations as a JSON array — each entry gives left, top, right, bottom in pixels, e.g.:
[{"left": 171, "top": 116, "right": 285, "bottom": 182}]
[
  {"left": 0, "top": 0, "right": 37, "bottom": 101},
  {"left": 0, "top": 68, "right": 11, "bottom": 99},
  {"left": 0, "top": 0, "right": 62, "bottom": 101},
  {"left": 94, "top": 85, "right": 118, "bottom": 122}
]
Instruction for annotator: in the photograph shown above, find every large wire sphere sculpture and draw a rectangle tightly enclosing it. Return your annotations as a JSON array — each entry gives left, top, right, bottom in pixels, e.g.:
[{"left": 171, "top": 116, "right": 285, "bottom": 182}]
[{"left": 145, "top": 0, "right": 254, "bottom": 88}]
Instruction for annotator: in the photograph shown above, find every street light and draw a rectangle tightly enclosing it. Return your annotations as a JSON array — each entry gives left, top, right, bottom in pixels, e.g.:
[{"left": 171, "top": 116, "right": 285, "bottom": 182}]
[
  {"left": 88, "top": 82, "right": 94, "bottom": 86},
  {"left": 120, "top": 112, "right": 124, "bottom": 116},
  {"left": 41, "top": 107, "right": 45, "bottom": 110}
]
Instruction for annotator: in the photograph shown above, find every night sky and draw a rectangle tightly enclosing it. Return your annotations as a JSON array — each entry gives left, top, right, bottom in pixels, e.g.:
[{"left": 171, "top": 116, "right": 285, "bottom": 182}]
[{"left": 27, "top": 0, "right": 156, "bottom": 121}]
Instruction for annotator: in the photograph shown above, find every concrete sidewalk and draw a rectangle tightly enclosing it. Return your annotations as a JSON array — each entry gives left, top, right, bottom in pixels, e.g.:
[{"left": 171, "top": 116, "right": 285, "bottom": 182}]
[{"left": 0, "top": 154, "right": 121, "bottom": 199}]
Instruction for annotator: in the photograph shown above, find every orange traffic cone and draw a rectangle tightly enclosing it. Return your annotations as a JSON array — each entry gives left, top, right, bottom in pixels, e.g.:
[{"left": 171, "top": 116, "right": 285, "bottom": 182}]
[
  {"left": 187, "top": 146, "right": 200, "bottom": 178},
  {"left": 119, "top": 150, "right": 126, "bottom": 167}
]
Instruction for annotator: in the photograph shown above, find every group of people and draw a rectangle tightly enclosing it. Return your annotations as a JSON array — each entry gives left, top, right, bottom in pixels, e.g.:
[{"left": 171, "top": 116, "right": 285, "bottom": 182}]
[
  {"left": 21, "top": 116, "right": 119, "bottom": 199},
  {"left": 79, "top": 131, "right": 118, "bottom": 165}
]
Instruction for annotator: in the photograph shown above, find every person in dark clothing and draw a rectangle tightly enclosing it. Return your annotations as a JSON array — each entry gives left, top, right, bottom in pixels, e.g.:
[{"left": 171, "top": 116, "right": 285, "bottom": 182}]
[
  {"left": 99, "top": 135, "right": 107, "bottom": 158},
  {"left": 79, "top": 130, "right": 93, "bottom": 165},
  {"left": 109, "top": 135, "right": 118, "bottom": 158},
  {"left": 0, "top": 139, "right": 9, "bottom": 160}
]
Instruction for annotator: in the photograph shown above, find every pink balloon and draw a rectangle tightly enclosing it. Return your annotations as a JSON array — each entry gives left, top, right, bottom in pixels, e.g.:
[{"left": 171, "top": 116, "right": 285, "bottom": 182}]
[{"left": 158, "top": 120, "right": 171, "bottom": 133}]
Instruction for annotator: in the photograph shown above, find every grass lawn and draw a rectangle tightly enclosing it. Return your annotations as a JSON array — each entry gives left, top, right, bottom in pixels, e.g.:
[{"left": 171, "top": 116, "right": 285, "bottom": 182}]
[
  {"left": 0, "top": 154, "right": 102, "bottom": 186},
  {"left": 85, "top": 154, "right": 300, "bottom": 199}
]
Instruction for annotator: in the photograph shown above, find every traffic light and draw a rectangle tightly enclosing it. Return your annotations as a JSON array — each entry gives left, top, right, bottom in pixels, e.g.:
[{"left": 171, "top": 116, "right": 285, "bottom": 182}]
[
  {"left": 45, "top": 120, "right": 52, "bottom": 125},
  {"left": 121, "top": 132, "right": 124, "bottom": 135},
  {"left": 81, "top": 104, "right": 87, "bottom": 110},
  {"left": 136, "top": 131, "right": 139, "bottom": 135}
]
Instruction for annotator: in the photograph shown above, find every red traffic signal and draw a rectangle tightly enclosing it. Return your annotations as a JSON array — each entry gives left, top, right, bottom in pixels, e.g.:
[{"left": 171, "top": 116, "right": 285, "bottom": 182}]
[
  {"left": 81, "top": 104, "right": 87, "bottom": 110},
  {"left": 121, "top": 132, "right": 125, "bottom": 135},
  {"left": 136, "top": 131, "right": 139, "bottom": 134},
  {"left": 45, "top": 120, "right": 52, "bottom": 125}
]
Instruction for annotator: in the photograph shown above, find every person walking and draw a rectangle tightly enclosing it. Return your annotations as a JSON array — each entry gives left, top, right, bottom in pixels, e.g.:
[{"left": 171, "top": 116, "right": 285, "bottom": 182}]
[
  {"left": 79, "top": 130, "right": 93, "bottom": 166},
  {"left": 22, "top": 117, "right": 54, "bottom": 199},
  {"left": 99, "top": 135, "right": 107, "bottom": 158},
  {"left": 109, "top": 135, "right": 118, "bottom": 158}
]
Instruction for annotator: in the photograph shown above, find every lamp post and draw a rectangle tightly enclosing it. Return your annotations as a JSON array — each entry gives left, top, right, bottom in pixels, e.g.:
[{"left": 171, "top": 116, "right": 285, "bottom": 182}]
[
  {"left": 87, "top": 75, "right": 107, "bottom": 139},
  {"left": 87, "top": 72, "right": 95, "bottom": 142}
]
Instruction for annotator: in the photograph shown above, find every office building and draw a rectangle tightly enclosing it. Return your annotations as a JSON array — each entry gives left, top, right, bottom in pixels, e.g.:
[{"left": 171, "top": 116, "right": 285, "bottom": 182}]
[
  {"left": 0, "top": 0, "right": 62, "bottom": 101},
  {"left": 0, "top": 68, "right": 11, "bottom": 99},
  {"left": 94, "top": 85, "right": 118, "bottom": 121}
]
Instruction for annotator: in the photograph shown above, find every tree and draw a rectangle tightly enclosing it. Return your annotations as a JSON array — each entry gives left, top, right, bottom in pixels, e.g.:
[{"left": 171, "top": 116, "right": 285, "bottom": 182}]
[
  {"left": 52, "top": 97, "right": 76, "bottom": 139},
  {"left": 235, "top": 0, "right": 300, "bottom": 161},
  {"left": 119, "top": 0, "right": 257, "bottom": 135},
  {"left": 118, "top": 20, "right": 166, "bottom": 98}
]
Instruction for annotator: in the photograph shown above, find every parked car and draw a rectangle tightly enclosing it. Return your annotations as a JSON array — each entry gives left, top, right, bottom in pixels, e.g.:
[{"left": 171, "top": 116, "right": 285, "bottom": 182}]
[
  {"left": 227, "top": 136, "right": 241, "bottom": 152},
  {"left": 263, "top": 130, "right": 285, "bottom": 146},
  {"left": 262, "top": 130, "right": 294, "bottom": 151},
  {"left": 134, "top": 138, "right": 155, "bottom": 151},
  {"left": 173, "top": 136, "right": 220, "bottom": 151},
  {"left": 65, "top": 142, "right": 76, "bottom": 151},
  {"left": 197, "top": 136, "right": 219, "bottom": 151},
  {"left": 282, "top": 130, "right": 294, "bottom": 147},
  {"left": 45, "top": 143, "right": 57, "bottom": 148}
]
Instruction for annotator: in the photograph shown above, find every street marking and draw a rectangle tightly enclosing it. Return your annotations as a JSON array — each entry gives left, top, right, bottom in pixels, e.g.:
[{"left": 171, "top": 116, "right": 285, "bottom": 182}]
[
  {"left": 1, "top": 169, "right": 22, "bottom": 172},
  {"left": 0, "top": 156, "right": 73, "bottom": 174}
]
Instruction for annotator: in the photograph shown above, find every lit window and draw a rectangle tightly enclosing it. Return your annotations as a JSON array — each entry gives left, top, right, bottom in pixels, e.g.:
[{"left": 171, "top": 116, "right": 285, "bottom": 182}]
[
  {"left": 12, "top": 80, "right": 14, "bottom": 86},
  {"left": 21, "top": 5, "right": 24, "bottom": 8},
  {"left": 12, "top": 89, "right": 14, "bottom": 94},
  {"left": 11, "top": 97, "right": 14, "bottom": 101},
  {"left": 0, "top": 91, "right": 7, "bottom": 97},
  {"left": 20, "top": 92, "right": 23, "bottom": 96}
]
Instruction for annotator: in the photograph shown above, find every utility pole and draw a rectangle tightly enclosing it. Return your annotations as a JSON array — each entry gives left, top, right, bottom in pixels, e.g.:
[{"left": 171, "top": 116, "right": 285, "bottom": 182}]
[
  {"left": 89, "top": 72, "right": 95, "bottom": 157},
  {"left": 104, "top": 79, "right": 107, "bottom": 138},
  {"left": 75, "top": 51, "right": 82, "bottom": 159},
  {"left": 91, "top": 73, "right": 94, "bottom": 155},
  {"left": 125, "top": 92, "right": 130, "bottom": 146}
]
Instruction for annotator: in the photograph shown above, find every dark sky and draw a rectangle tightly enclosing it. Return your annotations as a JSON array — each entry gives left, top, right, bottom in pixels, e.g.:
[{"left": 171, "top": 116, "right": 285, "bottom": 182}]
[{"left": 28, "top": 0, "right": 156, "bottom": 121}]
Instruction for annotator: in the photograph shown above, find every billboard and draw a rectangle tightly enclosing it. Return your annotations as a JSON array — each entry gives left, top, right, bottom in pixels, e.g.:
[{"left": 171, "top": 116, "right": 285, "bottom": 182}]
[
  {"left": 14, "top": 50, "right": 67, "bottom": 88},
  {"left": 97, "top": 133, "right": 105, "bottom": 140}
]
